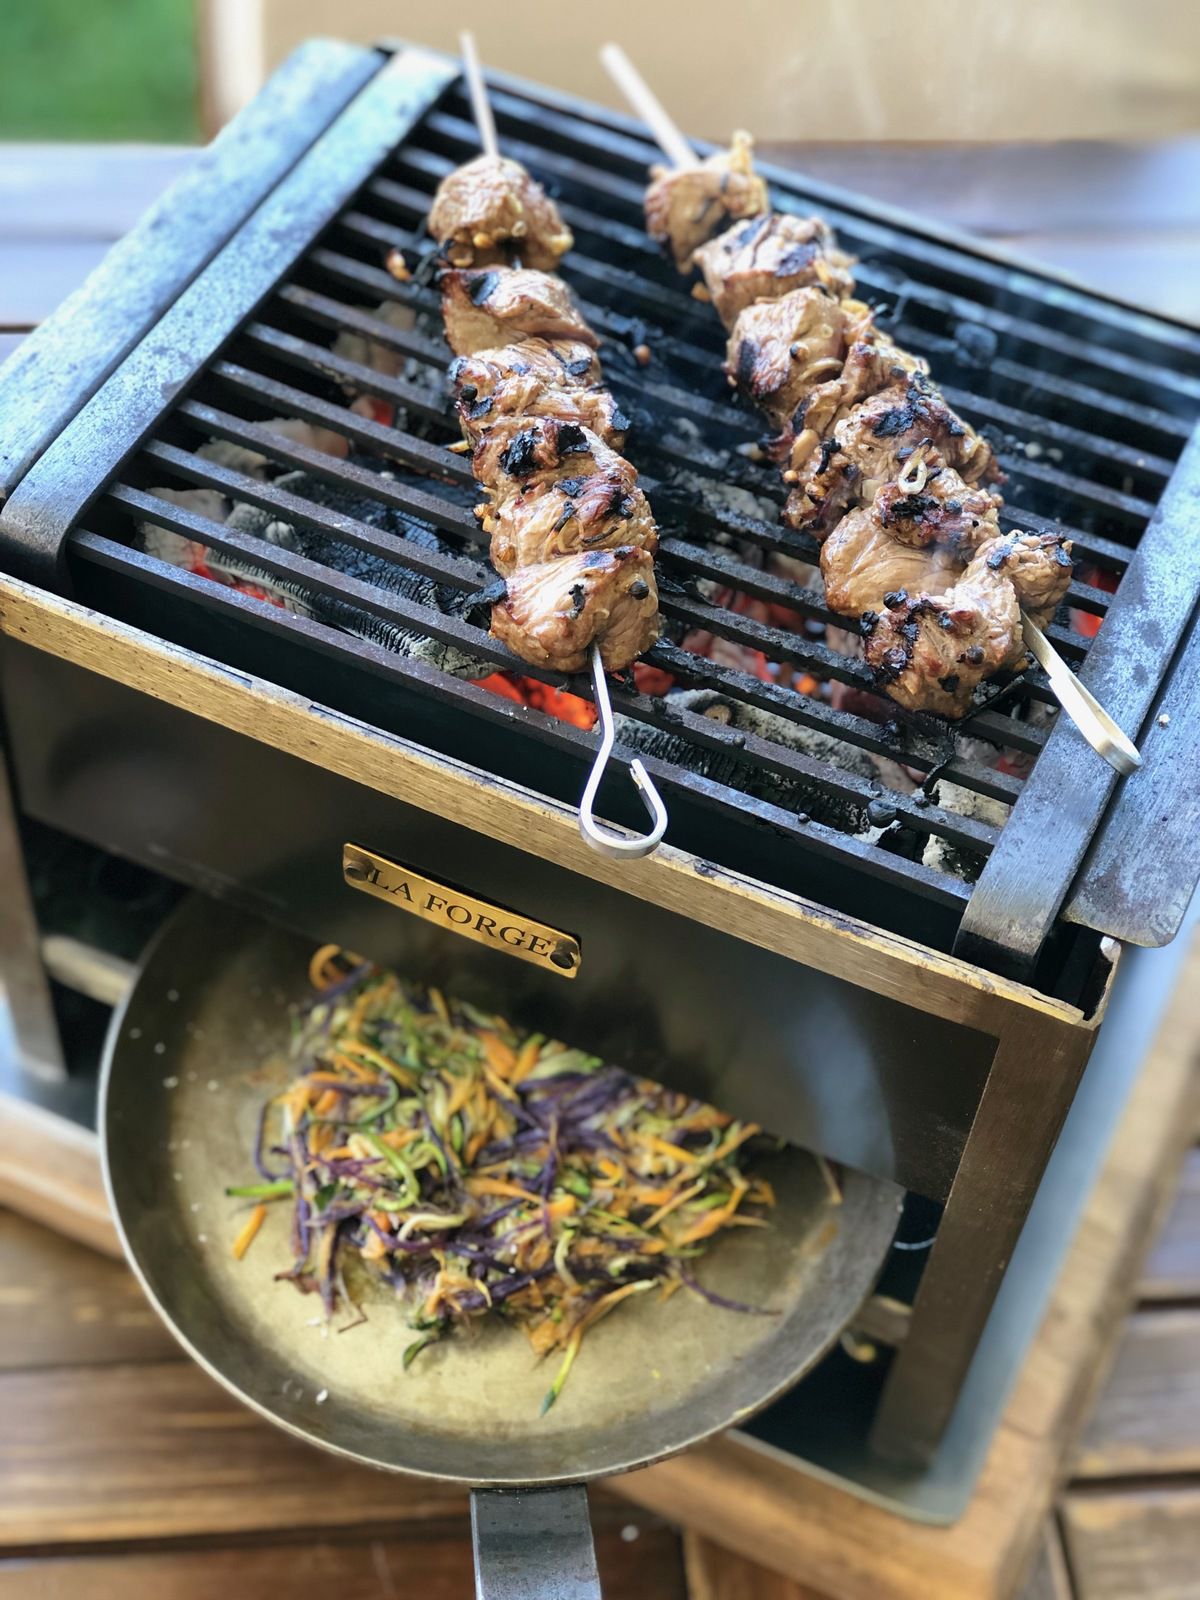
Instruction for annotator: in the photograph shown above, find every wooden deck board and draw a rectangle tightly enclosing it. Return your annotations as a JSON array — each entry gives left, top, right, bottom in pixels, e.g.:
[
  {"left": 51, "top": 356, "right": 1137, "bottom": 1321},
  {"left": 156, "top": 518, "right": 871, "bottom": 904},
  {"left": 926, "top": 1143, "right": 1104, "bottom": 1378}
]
[
  {"left": 0, "top": 1209, "right": 170, "bottom": 1371},
  {"left": 1139, "top": 1149, "right": 1200, "bottom": 1302},
  {"left": 1072, "top": 1310, "right": 1200, "bottom": 1479},
  {"left": 0, "top": 1523, "right": 686, "bottom": 1600},
  {"left": 1060, "top": 1488, "right": 1200, "bottom": 1600}
]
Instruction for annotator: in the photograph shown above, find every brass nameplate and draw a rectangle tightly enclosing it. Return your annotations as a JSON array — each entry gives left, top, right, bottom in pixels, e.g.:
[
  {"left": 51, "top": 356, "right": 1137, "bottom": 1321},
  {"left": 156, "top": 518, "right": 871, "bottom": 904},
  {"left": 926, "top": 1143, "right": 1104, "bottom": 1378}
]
[{"left": 342, "top": 844, "right": 580, "bottom": 979}]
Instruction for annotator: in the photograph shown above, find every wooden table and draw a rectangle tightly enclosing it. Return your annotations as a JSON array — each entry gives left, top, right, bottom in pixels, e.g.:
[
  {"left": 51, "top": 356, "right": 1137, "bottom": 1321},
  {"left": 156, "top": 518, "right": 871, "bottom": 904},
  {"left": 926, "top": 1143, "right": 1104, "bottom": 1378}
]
[{"left": 1, "top": 140, "right": 1198, "bottom": 1599}]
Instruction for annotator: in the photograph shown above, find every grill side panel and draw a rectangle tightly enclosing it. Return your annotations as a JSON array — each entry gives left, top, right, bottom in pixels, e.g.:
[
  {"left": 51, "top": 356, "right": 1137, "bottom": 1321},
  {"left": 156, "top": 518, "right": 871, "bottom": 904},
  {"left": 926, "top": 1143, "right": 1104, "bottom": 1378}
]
[
  {"left": 0, "top": 45, "right": 457, "bottom": 585},
  {"left": 0, "top": 39, "right": 384, "bottom": 500}
]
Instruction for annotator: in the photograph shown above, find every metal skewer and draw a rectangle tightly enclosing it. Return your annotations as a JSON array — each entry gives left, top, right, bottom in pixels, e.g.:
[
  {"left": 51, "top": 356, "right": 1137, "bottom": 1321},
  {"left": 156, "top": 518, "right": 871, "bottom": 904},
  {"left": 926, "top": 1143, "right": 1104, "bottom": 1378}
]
[
  {"left": 579, "top": 648, "right": 669, "bottom": 859},
  {"left": 1020, "top": 612, "right": 1141, "bottom": 775},
  {"left": 457, "top": 34, "right": 671, "bottom": 858},
  {"left": 600, "top": 43, "right": 1143, "bottom": 778}
]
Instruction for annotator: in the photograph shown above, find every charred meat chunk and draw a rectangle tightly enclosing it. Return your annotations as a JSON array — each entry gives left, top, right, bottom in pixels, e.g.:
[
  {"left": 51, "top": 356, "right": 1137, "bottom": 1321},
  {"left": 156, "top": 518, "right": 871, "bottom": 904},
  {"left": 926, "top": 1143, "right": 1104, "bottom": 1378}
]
[
  {"left": 860, "top": 533, "right": 1070, "bottom": 717},
  {"left": 724, "top": 287, "right": 861, "bottom": 427},
  {"left": 694, "top": 212, "right": 856, "bottom": 329},
  {"left": 450, "top": 339, "right": 625, "bottom": 447},
  {"left": 820, "top": 501, "right": 965, "bottom": 618},
  {"left": 645, "top": 131, "right": 769, "bottom": 272},
  {"left": 476, "top": 422, "right": 657, "bottom": 576},
  {"left": 491, "top": 547, "right": 659, "bottom": 674},
  {"left": 430, "top": 155, "right": 573, "bottom": 271},
  {"left": 770, "top": 320, "right": 931, "bottom": 474},
  {"left": 784, "top": 375, "right": 1003, "bottom": 537},
  {"left": 973, "top": 530, "right": 1074, "bottom": 627},
  {"left": 861, "top": 552, "right": 1023, "bottom": 718},
  {"left": 441, "top": 268, "right": 597, "bottom": 356}
]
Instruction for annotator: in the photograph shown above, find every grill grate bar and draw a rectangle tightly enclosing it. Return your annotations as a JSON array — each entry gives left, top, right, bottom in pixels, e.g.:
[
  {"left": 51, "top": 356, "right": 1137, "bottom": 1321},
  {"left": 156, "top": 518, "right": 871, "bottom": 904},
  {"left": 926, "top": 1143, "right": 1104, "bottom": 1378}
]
[
  {"left": 400, "top": 115, "right": 1200, "bottom": 408},
  {"left": 936, "top": 382, "right": 1174, "bottom": 492},
  {"left": 215, "top": 324, "right": 1094, "bottom": 665},
  {"left": 481, "top": 77, "right": 1200, "bottom": 364},
  {"left": 179, "top": 365, "right": 1074, "bottom": 715},
  {"left": 657, "top": 586, "right": 1057, "bottom": 733},
  {"left": 72, "top": 520, "right": 995, "bottom": 877},
  {"left": 139, "top": 439, "right": 487, "bottom": 591},
  {"left": 241, "top": 321, "right": 448, "bottom": 426},
  {"left": 108, "top": 481, "right": 492, "bottom": 651},
  {"left": 438, "top": 86, "right": 1200, "bottom": 368},
  {"left": 177, "top": 398, "right": 482, "bottom": 539},
  {"left": 348, "top": 191, "right": 1178, "bottom": 506},
  {"left": 210, "top": 360, "right": 476, "bottom": 485},
  {"left": 356, "top": 183, "right": 1177, "bottom": 492},
  {"left": 320, "top": 212, "right": 1158, "bottom": 540},
  {"left": 480, "top": 77, "right": 1200, "bottom": 350},
  {"left": 265, "top": 258, "right": 1126, "bottom": 593},
  {"left": 303, "top": 244, "right": 750, "bottom": 435},
  {"left": 124, "top": 425, "right": 1024, "bottom": 801}
]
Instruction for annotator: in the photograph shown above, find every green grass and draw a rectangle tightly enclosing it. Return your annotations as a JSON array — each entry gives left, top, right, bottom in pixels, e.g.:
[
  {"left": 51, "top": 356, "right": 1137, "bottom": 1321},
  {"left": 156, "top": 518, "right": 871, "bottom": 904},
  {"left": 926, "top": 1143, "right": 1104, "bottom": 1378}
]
[{"left": 0, "top": 0, "right": 198, "bottom": 142}]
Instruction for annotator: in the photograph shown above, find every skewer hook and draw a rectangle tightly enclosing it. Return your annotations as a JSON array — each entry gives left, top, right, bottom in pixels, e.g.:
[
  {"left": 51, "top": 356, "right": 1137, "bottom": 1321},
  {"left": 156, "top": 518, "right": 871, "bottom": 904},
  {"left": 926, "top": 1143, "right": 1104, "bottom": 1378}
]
[{"left": 579, "top": 644, "right": 669, "bottom": 859}]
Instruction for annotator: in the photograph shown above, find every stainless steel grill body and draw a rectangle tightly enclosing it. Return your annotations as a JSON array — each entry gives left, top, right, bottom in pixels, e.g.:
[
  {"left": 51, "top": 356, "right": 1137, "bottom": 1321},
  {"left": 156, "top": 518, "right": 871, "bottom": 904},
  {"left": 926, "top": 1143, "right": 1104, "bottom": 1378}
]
[{"left": 0, "top": 38, "right": 1196, "bottom": 1465}]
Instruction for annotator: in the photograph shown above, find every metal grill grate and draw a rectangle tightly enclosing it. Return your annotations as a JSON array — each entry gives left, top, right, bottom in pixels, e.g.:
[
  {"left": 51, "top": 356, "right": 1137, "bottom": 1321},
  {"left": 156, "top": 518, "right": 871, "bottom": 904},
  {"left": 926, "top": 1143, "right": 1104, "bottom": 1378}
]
[{"left": 11, "top": 50, "right": 1199, "bottom": 972}]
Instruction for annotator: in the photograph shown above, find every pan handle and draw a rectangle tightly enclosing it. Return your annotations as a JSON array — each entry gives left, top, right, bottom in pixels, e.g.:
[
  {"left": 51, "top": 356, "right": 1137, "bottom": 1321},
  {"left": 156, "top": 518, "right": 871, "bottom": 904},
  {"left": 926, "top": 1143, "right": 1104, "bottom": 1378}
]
[{"left": 471, "top": 1484, "right": 601, "bottom": 1600}]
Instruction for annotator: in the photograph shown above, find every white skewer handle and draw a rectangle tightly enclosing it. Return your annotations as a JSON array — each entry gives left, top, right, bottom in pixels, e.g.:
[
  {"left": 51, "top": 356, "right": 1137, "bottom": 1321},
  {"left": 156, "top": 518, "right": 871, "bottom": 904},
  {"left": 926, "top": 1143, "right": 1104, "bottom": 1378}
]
[
  {"left": 600, "top": 44, "right": 698, "bottom": 170},
  {"left": 459, "top": 32, "right": 499, "bottom": 161}
]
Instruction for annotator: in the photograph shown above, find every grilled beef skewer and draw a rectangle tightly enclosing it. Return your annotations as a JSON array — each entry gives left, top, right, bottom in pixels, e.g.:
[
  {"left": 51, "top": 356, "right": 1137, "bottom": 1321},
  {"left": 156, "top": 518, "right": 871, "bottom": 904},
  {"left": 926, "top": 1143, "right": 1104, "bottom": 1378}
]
[
  {"left": 639, "top": 135, "right": 1072, "bottom": 718},
  {"left": 417, "top": 160, "right": 661, "bottom": 674}
]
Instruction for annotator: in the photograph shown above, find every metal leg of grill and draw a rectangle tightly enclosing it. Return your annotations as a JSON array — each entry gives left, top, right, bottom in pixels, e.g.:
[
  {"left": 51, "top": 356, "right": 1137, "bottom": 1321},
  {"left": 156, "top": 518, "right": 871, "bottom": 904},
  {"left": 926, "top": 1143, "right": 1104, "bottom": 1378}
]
[
  {"left": 868, "top": 1007, "right": 1096, "bottom": 1464},
  {"left": 0, "top": 738, "right": 65, "bottom": 1083}
]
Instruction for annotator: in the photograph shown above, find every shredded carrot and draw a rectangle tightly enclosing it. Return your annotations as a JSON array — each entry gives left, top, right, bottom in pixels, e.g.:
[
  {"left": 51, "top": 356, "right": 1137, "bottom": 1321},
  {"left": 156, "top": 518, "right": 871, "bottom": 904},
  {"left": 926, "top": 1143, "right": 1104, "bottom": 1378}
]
[
  {"left": 646, "top": 1134, "right": 702, "bottom": 1166},
  {"left": 446, "top": 1071, "right": 476, "bottom": 1117},
  {"left": 234, "top": 951, "right": 777, "bottom": 1413},
  {"left": 480, "top": 1062, "right": 518, "bottom": 1103},
  {"left": 480, "top": 1033, "right": 518, "bottom": 1078},
  {"left": 465, "top": 1177, "right": 544, "bottom": 1204},
  {"left": 709, "top": 1123, "right": 761, "bottom": 1164},
  {"left": 331, "top": 1051, "right": 377, "bottom": 1082},
  {"left": 381, "top": 1126, "right": 419, "bottom": 1150},
  {"left": 307, "top": 944, "right": 343, "bottom": 991},
  {"left": 340, "top": 1041, "right": 418, "bottom": 1087},
  {"left": 231, "top": 1203, "right": 268, "bottom": 1260},
  {"left": 641, "top": 1178, "right": 708, "bottom": 1231},
  {"left": 511, "top": 1037, "right": 543, "bottom": 1084},
  {"left": 672, "top": 1180, "right": 750, "bottom": 1246}
]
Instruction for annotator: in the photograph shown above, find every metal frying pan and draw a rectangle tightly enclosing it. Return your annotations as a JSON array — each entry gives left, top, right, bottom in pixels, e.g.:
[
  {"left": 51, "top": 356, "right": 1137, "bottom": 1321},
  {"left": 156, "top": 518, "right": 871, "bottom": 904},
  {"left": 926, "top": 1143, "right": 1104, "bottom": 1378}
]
[{"left": 102, "top": 896, "right": 903, "bottom": 1596}]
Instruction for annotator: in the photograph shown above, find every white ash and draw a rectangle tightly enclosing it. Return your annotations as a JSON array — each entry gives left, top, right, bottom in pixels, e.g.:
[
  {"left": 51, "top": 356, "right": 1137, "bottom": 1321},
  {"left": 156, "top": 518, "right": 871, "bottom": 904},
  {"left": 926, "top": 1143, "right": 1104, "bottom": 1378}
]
[
  {"left": 330, "top": 299, "right": 417, "bottom": 380},
  {"left": 921, "top": 779, "right": 1009, "bottom": 883},
  {"left": 670, "top": 469, "right": 779, "bottom": 529},
  {"left": 615, "top": 688, "right": 895, "bottom": 839},
  {"left": 196, "top": 417, "right": 352, "bottom": 479}
]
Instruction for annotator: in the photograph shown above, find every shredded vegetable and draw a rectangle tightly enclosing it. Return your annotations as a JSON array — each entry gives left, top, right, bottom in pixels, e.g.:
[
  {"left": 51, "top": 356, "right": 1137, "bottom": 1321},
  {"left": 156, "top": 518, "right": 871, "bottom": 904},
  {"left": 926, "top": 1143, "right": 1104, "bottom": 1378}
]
[{"left": 229, "top": 950, "right": 775, "bottom": 1411}]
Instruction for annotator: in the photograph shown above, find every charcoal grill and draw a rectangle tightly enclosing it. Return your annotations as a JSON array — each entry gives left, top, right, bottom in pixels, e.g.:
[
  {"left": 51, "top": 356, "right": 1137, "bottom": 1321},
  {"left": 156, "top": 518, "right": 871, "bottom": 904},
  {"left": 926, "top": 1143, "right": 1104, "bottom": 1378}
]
[{"left": 0, "top": 38, "right": 1198, "bottom": 1469}]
